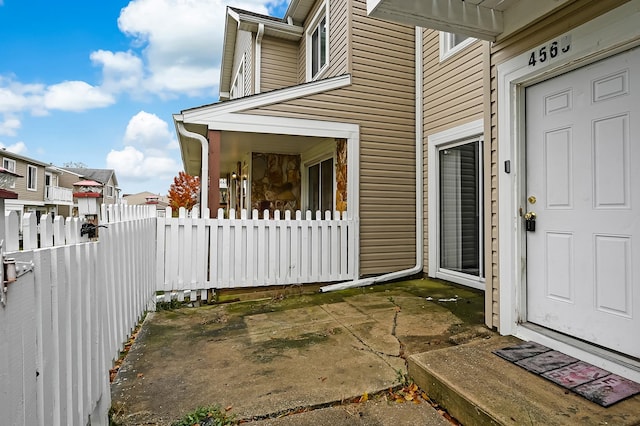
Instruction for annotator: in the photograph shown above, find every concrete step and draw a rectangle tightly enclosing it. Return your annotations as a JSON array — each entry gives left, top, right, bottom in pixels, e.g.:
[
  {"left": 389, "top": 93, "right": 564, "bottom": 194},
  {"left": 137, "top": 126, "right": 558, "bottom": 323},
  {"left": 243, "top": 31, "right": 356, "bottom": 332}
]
[{"left": 408, "top": 335, "right": 640, "bottom": 426}]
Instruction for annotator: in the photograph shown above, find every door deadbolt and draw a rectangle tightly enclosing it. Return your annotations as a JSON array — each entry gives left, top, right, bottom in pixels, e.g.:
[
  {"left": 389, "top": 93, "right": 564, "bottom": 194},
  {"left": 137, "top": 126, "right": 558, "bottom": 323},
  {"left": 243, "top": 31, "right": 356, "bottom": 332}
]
[{"left": 524, "top": 211, "right": 536, "bottom": 232}]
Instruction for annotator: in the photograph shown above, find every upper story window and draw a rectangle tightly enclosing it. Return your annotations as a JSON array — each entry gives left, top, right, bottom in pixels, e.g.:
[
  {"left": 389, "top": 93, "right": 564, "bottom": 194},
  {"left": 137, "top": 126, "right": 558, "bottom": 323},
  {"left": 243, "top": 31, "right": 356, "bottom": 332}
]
[
  {"left": 105, "top": 185, "right": 114, "bottom": 197},
  {"left": 306, "top": 1, "right": 329, "bottom": 81},
  {"left": 439, "top": 32, "right": 475, "bottom": 62},
  {"left": 2, "top": 158, "right": 16, "bottom": 188},
  {"left": 27, "top": 165, "right": 37, "bottom": 191},
  {"left": 230, "top": 55, "right": 245, "bottom": 100}
]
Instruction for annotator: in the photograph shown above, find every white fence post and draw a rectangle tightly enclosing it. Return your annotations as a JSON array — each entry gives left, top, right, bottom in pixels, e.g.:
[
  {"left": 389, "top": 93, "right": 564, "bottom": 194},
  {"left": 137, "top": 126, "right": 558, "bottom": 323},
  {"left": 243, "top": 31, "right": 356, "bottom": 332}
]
[{"left": 4, "top": 210, "right": 19, "bottom": 251}]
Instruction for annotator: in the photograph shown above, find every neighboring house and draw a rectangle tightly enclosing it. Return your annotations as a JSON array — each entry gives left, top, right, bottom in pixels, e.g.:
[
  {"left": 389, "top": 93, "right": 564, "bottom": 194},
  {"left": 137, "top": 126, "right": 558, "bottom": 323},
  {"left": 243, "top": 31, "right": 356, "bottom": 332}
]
[
  {"left": 174, "top": 0, "right": 420, "bottom": 277},
  {"left": 123, "top": 191, "right": 170, "bottom": 215},
  {"left": 60, "top": 168, "right": 121, "bottom": 218},
  {"left": 1, "top": 149, "right": 74, "bottom": 221},
  {"left": 369, "top": 0, "right": 640, "bottom": 381}
]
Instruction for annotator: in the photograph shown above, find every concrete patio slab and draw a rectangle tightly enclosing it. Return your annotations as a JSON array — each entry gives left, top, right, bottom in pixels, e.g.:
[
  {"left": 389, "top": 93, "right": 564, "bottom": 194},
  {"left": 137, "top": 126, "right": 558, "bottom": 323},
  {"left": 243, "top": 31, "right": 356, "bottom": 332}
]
[{"left": 110, "top": 278, "right": 485, "bottom": 425}]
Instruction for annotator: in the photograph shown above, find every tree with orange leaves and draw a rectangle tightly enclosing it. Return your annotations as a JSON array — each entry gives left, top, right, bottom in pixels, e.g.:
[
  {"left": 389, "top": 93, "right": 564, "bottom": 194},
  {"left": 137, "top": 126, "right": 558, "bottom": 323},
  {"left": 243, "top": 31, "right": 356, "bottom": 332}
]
[{"left": 168, "top": 171, "right": 200, "bottom": 215}]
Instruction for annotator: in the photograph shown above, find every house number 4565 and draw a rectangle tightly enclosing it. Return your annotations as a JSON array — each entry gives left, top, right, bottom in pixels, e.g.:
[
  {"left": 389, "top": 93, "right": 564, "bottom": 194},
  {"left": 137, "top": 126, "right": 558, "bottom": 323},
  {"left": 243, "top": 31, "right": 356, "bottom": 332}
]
[{"left": 528, "top": 35, "right": 572, "bottom": 67}]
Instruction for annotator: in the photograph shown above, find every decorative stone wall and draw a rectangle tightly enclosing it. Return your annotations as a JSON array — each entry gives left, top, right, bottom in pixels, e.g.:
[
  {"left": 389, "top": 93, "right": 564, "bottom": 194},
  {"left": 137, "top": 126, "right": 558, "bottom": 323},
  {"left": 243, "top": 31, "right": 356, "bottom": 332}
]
[
  {"left": 251, "top": 152, "right": 301, "bottom": 216},
  {"left": 336, "top": 138, "right": 347, "bottom": 213}
]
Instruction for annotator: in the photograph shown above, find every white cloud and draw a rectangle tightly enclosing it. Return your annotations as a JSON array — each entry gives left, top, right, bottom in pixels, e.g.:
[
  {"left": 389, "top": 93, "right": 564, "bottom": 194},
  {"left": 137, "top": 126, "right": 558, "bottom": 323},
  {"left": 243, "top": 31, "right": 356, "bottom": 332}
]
[
  {"left": 107, "top": 111, "right": 181, "bottom": 193},
  {"left": 112, "top": 0, "right": 271, "bottom": 97},
  {"left": 0, "top": 77, "right": 45, "bottom": 115},
  {"left": 123, "top": 110, "right": 177, "bottom": 151},
  {"left": 0, "top": 141, "right": 28, "bottom": 155},
  {"left": 107, "top": 146, "right": 179, "bottom": 178},
  {"left": 90, "top": 50, "right": 145, "bottom": 94},
  {"left": 0, "top": 116, "right": 20, "bottom": 136},
  {"left": 44, "top": 81, "right": 115, "bottom": 112}
]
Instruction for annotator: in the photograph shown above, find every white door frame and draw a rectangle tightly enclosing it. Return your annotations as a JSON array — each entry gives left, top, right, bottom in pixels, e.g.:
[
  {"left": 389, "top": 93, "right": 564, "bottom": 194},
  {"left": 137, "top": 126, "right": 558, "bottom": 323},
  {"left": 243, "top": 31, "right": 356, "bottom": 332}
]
[
  {"left": 428, "top": 119, "right": 485, "bottom": 290},
  {"left": 497, "top": 0, "right": 640, "bottom": 381}
]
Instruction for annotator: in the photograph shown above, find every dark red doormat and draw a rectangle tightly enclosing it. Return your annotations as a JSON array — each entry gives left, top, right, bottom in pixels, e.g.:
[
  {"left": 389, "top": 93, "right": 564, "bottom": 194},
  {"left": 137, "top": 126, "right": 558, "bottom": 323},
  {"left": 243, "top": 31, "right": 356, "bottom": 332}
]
[{"left": 494, "top": 342, "right": 640, "bottom": 407}]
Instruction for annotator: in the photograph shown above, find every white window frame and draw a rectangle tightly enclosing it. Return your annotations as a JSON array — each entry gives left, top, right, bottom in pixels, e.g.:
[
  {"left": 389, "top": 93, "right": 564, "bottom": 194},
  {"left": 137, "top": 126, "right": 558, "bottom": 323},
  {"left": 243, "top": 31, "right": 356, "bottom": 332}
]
[
  {"left": 304, "top": 155, "right": 335, "bottom": 214},
  {"left": 105, "top": 185, "right": 114, "bottom": 197},
  {"left": 27, "top": 164, "right": 37, "bottom": 191},
  {"left": 428, "top": 119, "right": 484, "bottom": 290},
  {"left": 305, "top": 0, "right": 330, "bottom": 82},
  {"left": 230, "top": 54, "right": 245, "bottom": 100},
  {"left": 3, "top": 158, "right": 16, "bottom": 188},
  {"left": 439, "top": 32, "right": 475, "bottom": 62},
  {"left": 301, "top": 141, "right": 335, "bottom": 214}
]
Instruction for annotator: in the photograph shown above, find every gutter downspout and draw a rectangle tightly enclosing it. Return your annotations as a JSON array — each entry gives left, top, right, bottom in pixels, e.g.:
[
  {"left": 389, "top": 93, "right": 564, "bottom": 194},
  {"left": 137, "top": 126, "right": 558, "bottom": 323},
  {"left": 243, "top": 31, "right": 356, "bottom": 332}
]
[
  {"left": 175, "top": 120, "right": 209, "bottom": 213},
  {"left": 321, "top": 26, "right": 424, "bottom": 292},
  {"left": 255, "top": 23, "right": 264, "bottom": 94}
]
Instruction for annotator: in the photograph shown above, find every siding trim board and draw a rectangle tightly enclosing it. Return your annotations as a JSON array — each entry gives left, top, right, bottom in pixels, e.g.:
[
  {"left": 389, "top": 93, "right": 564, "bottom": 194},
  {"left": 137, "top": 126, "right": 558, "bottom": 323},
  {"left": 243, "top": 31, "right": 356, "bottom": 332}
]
[{"left": 496, "top": 0, "right": 640, "bottom": 382}]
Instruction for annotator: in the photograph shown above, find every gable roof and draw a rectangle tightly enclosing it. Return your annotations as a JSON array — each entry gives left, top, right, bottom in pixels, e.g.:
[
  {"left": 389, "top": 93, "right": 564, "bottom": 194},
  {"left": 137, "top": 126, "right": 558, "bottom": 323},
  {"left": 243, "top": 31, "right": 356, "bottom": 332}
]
[
  {"left": 62, "top": 168, "right": 119, "bottom": 187},
  {"left": 0, "top": 148, "right": 51, "bottom": 167},
  {"left": 220, "top": 6, "right": 303, "bottom": 98}
]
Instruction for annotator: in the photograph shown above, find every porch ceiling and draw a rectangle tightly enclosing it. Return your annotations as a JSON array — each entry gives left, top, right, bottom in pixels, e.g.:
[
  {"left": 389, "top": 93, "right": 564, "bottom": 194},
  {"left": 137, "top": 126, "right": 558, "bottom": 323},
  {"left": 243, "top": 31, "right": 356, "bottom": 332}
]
[
  {"left": 179, "top": 121, "right": 332, "bottom": 178},
  {"left": 366, "top": 0, "right": 573, "bottom": 41}
]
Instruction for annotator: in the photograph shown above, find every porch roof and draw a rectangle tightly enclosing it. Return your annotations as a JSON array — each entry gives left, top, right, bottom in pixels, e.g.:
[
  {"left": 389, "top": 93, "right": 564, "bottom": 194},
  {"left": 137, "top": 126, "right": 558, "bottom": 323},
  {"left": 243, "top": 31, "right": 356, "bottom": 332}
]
[
  {"left": 366, "top": 0, "right": 573, "bottom": 41},
  {"left": 174, "top": 74, "right": 352, "bottom": 177}
]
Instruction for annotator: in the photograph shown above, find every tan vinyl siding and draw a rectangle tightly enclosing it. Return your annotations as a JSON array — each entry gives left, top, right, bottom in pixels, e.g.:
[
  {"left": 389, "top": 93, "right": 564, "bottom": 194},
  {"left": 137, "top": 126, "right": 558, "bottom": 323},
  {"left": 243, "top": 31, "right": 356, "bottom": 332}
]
[
  {"left": 326, "top": 0, "right": 349, "bottom": 78},
  {"left": 58, "top": 171, "right": 79, "bottom": 190},
  {"left": 232, "top": 30, "right": 253, "bottom": 96},
  {"left": 421, "top": 29, "right": 485, "bottom": 283},
  {"left": 261, "top": 36, "right": 299, "bottom": 92},
  {"left": 250, "top": 0, "right": 416, "bottom": 275},
  {"left": 11, "top": 160, "right": 45, "bottom": 202},
  {"left": 487, "top": 0, "right": 630, "bottom": 330}
]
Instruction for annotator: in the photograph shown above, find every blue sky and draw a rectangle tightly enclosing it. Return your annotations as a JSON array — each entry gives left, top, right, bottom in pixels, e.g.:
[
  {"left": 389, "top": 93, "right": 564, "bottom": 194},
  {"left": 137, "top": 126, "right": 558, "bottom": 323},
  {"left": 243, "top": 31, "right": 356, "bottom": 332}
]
[{"left": 0, "top": 0, "right": 289, "bottom": 195}]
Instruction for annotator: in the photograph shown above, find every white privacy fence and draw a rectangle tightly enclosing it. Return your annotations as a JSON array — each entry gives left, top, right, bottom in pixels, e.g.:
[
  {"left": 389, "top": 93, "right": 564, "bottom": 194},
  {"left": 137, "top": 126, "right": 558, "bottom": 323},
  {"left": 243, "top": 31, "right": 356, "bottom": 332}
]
[
  {"left": 0, "top": 204, "right": 156, "bottom": 426},
  {"left": 157, "top": 207, "right": 358, "bottom": 297}
]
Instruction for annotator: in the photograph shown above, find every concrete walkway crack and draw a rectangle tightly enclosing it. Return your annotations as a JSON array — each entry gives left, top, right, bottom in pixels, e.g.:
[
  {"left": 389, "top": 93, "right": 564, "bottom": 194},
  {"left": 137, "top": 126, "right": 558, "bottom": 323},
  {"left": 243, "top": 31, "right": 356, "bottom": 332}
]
[
  {"left": 388, "top": 298, "right": 407, "bottom": 362},
  {"left": 318, "top": 304, "right": 404, "bottom": 369}
]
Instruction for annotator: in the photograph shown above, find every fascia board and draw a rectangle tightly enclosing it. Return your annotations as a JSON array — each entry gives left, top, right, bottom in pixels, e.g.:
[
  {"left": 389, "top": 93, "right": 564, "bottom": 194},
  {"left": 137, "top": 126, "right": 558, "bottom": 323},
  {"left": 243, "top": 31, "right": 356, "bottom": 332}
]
[
  {"left": 237, "top": 15, "right": 303, "bottom": 39},
  {"left": 186, "top": 112, "right": 360, "bottom": 140},
  {"left": 220, "top": 10, "right": 239, "bottom": 93}
]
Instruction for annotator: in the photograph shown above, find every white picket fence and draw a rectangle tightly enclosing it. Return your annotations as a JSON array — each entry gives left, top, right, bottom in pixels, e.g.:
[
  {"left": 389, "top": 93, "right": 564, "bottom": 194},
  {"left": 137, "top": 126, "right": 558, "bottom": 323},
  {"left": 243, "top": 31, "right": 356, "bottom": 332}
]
[
  {"left": 0, "top": 204, "right": 157, "bottom": 426},
  {"left": 156, "top": 207, "right": 358, "bottom": 297},
  {"left": 1, "top": 203, "right": 358, "bottom": 424}
]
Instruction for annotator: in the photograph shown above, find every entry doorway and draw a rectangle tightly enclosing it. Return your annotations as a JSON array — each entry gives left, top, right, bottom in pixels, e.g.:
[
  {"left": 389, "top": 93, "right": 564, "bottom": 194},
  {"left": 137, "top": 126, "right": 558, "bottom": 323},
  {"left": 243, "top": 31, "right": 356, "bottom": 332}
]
[{"left": 525, "top": 47, "right": 640, "bottom": 358}]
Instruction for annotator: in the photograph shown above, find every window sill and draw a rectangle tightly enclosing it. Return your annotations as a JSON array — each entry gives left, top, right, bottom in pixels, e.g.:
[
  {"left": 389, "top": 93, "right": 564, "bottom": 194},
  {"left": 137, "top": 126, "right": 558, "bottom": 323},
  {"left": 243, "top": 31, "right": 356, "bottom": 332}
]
[{"left": 308, "top": 64, "right": 330, "bottom": 83}]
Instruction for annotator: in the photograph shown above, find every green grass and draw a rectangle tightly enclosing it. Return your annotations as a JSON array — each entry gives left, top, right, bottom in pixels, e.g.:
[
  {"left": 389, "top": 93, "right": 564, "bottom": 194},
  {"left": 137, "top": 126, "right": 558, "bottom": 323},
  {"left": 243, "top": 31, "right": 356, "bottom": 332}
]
[{"left": 172, "top": 405, "right": 235, "bottom": 426}]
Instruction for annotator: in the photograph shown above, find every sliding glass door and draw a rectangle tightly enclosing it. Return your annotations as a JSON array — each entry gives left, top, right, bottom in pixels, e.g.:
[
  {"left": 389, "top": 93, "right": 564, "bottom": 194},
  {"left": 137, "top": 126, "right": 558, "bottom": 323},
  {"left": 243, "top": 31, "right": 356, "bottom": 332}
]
[{"left": 438, "top": 140, "right": 483, "bottom": 283}]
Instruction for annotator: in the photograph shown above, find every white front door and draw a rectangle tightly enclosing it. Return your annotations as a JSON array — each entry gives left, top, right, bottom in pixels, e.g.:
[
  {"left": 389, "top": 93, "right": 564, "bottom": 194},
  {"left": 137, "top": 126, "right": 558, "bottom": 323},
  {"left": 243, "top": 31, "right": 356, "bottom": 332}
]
[{"left": 525, "top": 47, "right": 640, "bottom": 358}]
